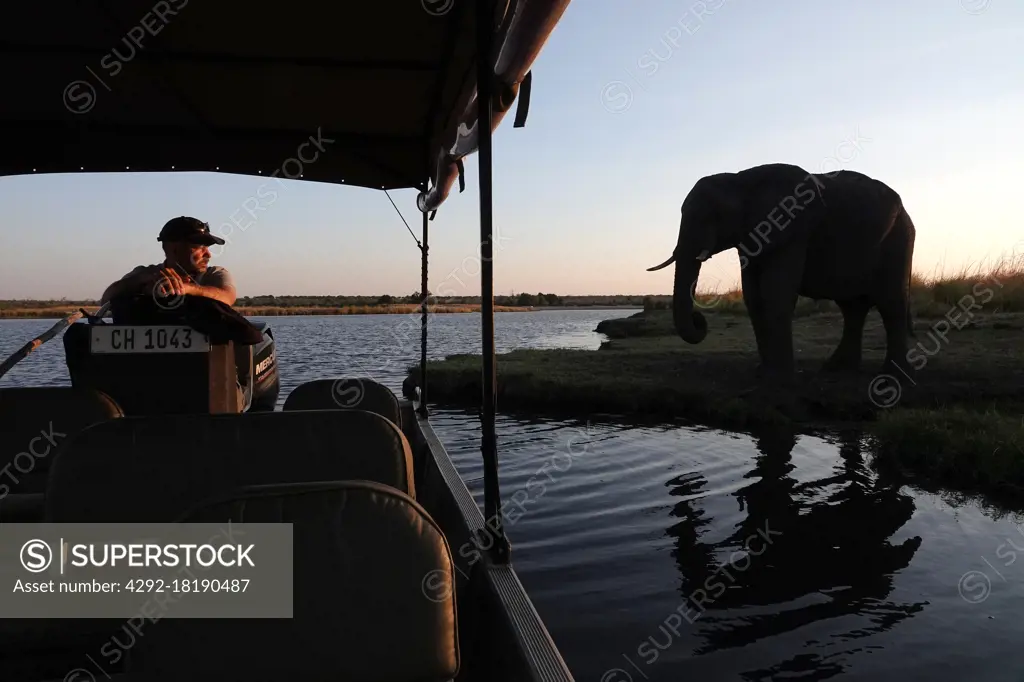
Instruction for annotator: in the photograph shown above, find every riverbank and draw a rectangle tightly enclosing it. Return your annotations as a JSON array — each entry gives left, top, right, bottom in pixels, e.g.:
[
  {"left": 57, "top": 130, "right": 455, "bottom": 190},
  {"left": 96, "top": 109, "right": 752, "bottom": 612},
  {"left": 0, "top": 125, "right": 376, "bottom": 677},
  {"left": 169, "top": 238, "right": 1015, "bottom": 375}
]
[
  {"left": 407, "top": 291, "right": 1024, "bottom": 499},
  {"left": 0, "top": 294, "right": 664, "bottom": 319},
  {"left": 410, "top": 308, "right": 1024, "bottom": 424},
  {"left": 0, "top": 304, "right": 537, "bottom": 319}
]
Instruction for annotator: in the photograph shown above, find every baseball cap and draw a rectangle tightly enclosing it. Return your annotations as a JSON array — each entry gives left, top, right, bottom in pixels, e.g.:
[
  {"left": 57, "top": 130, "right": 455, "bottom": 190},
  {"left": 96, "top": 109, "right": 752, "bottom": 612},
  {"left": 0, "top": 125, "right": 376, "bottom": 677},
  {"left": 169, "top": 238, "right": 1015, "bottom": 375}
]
[{"left": 157, "top": 216, "right": 225, "bottom": 245}]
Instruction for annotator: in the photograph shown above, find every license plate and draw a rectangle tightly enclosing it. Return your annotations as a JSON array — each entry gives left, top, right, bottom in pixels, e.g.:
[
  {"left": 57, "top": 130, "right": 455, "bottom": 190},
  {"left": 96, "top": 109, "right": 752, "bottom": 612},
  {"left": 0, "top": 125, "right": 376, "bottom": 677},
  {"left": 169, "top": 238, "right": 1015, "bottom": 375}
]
[{"left": 90, "top": 326, "right": 210, "bottom": 353}]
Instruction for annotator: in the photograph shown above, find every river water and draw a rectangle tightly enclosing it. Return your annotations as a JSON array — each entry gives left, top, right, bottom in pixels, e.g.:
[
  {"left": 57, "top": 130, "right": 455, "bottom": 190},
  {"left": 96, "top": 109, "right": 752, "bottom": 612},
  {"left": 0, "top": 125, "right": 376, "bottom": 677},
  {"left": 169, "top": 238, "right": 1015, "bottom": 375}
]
[{"left": 2, "top": 310, "right": 1022, "bottom": 681}]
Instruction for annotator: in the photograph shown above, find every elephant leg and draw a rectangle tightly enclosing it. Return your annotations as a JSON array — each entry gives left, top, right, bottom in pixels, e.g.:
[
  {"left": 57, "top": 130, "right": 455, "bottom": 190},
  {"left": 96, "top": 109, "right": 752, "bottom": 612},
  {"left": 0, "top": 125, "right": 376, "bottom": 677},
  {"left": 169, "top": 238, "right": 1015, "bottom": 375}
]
[
  {"left": 741, "top": 265, "right": 770, "bottom": 370},
  {"left": 822, "top": 297, "right": 871, "bottom": 372},
  {"left": 753, "top": 244, "right": 806, "bottom": 379},
  {"left": 877, "top": 294, "right": 913, "bottom": 377}
]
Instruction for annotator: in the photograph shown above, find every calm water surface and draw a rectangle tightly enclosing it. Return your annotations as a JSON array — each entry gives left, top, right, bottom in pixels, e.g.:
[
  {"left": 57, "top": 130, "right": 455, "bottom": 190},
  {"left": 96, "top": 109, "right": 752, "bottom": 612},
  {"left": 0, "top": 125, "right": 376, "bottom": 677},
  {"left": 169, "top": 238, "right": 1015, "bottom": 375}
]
[{"left": 2, "top": 310, "right": 1022, "bottom": 681}]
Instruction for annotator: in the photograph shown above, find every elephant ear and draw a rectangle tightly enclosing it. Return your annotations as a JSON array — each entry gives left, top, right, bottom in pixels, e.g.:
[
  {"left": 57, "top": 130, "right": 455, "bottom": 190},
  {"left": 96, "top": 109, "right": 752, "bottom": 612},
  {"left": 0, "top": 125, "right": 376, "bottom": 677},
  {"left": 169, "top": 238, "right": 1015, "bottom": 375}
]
[
  {"left": 701, "top": 177, "right": 744, "bottom": 219},
  {"left": 697, "top": 175, "right": 747, "bottom": 248}
]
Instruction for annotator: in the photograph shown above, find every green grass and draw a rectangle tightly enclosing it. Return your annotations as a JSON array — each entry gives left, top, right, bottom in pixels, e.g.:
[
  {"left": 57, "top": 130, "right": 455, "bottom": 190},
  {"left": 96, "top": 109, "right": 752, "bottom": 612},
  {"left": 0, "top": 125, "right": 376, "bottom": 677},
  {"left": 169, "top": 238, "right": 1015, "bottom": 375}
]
[
  {"left": 412, "top": 313, "right": 1024, "bottom": 425},
  {"left": 871, "top": 408, "right": 1024, "bottom": 498}
]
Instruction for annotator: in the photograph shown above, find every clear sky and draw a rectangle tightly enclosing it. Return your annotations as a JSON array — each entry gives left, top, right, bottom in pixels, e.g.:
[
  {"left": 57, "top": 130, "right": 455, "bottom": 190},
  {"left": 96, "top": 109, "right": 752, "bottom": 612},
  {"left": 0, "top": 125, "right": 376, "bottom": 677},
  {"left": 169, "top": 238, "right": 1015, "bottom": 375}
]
[{"left": 2, "top": 0, "right": 1022, "bottom": 299}]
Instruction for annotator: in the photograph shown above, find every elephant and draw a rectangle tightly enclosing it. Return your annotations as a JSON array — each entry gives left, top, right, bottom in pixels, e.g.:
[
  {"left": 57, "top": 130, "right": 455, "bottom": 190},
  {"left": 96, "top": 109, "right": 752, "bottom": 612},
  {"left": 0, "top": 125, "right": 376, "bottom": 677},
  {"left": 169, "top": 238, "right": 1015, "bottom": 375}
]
[{"left": 647, "top": 163, "right": 916, "bottom": 380}]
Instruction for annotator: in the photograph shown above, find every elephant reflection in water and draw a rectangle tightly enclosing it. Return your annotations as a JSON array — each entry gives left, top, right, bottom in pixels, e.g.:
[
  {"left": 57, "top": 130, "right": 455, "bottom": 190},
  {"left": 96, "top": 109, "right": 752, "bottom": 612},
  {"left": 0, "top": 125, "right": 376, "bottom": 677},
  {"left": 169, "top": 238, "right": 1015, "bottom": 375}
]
[
  {"left": 648, "top": 163, "right": 917, "bottom": 381},
  {"left": 662, "top": 429, "right": 925, "bottom": 676}
]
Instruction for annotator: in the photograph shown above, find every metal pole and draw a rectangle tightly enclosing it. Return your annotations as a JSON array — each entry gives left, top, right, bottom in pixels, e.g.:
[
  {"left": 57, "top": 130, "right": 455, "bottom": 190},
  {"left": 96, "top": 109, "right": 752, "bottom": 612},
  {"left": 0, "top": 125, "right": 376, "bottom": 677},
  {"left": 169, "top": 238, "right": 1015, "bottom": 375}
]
[
  {"left": 476, "top": 0, "right": 507, "bottom": 561},
  {"left": 418, "top": 185, "right": 430, "bottom": 417},
  {"left": 0, "top": 302, "right": 109, "bottom": 381}
]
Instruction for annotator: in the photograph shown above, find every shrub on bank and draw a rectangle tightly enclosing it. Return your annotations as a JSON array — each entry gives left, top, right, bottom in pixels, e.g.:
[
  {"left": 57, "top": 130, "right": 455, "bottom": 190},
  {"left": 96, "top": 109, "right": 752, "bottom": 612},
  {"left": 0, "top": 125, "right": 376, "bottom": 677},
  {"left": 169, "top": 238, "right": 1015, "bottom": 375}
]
[{"left": 870, "top": 407, "right": 1024, "bottom": 497}]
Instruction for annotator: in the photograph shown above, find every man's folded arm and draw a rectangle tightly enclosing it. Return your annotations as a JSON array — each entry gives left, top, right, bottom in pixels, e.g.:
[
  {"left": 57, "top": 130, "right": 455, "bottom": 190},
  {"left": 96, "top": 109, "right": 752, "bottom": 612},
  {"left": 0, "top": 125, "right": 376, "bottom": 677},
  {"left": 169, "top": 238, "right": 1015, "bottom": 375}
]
[{"left": 193, "top": 268, "right": 237, "bottom": 306}]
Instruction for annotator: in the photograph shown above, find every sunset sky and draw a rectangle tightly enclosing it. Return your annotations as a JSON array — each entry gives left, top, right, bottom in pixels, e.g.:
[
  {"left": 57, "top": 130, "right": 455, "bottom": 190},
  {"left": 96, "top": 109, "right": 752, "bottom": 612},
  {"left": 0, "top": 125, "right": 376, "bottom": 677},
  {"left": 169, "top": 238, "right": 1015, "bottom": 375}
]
[{"left": 2, "top": 0, "right": 1022, "bottom": 299}]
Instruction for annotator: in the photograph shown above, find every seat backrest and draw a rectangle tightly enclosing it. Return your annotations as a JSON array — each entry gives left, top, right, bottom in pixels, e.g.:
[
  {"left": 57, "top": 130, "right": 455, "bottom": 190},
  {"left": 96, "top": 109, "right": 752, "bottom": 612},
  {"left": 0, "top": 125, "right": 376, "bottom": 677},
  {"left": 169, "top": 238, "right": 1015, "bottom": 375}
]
[
  {"left": 0, "top": 493, "right": 44, "bottom": 523},
  {"left": 0, "top": 387, "right": 123, "bottom": 497},
  {"left": 125, "top": 481, "right": 459, "bottom": 682},
  {"left": 283, "top": 378, "right": 403, "bottom": 428},
  {"left": 44, "top": 409, "right": 415, "bottom": 522},
  {"left": 0, "top": 387, "right": 126, "bottom": 661}
]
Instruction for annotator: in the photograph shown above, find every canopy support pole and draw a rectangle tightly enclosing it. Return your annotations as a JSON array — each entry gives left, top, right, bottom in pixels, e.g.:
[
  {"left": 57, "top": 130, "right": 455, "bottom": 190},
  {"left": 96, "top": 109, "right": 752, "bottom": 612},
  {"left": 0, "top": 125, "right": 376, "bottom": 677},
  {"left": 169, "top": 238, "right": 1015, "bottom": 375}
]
[
  {"left": 476, "top": 0, "right": 509, "bottom": 563},
  {"left": 417, "top": 181, "right": 430, "bottom": 418}
]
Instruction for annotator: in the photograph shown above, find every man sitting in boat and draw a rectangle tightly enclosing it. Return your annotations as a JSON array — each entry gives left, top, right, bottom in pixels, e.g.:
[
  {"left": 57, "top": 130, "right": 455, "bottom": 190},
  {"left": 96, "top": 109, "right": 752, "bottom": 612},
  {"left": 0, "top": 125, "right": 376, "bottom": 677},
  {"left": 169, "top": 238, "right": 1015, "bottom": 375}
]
[
  {"left": 99, "top": 216, "right": 250, "bottom": 408},
  {"left": 99, "top": 216, "right": 236, "bottom": 306}
]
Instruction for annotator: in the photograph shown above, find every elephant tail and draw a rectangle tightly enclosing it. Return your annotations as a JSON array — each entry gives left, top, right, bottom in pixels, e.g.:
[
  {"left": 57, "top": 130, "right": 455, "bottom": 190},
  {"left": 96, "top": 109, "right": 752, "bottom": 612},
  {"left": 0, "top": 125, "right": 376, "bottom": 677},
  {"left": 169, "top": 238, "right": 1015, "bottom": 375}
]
[{"left": 899, "top": 204, "right": 917, "bottom": 339}]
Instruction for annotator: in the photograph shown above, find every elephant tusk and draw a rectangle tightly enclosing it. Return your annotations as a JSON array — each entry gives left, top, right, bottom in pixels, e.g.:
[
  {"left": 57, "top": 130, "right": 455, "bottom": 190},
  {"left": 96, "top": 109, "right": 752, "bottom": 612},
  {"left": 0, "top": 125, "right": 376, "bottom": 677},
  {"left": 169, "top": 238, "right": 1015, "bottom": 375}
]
[
  {"left": 696, "top": 250, "right": 710, "bottom": 262},
  {"left": 646, "top": 254, "right": 676, "bottom": 272}
]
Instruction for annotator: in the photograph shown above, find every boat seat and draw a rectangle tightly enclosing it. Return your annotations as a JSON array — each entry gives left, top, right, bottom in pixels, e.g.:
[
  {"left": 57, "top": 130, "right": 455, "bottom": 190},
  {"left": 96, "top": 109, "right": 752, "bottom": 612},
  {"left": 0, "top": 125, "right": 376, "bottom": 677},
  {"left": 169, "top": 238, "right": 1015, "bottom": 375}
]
[
  {"left": 2, "top": 411, "right": 415, "bottom": 670},
  {"left": 0, "top": 386, "right": 123, "bottom": 497},
  {"left": 125, "top": 481, "right": 459, "bottom": 682},
  {"left": 0, "top": 492, "right": 44, "bottom": 523},
  {"left": 44, "top": 409, "right": 416, "bottom": 523},
  {"left": 283, "top": 377, "right": 403, "bottom": 428}
]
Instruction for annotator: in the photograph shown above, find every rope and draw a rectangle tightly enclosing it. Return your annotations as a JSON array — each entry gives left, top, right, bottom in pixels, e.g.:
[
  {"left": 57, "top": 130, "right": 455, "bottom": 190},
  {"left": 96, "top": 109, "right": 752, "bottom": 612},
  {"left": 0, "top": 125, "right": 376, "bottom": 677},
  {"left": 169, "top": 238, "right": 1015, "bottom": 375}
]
[{"left": 384, "top": 189, "right": 422, "bottom": 250}]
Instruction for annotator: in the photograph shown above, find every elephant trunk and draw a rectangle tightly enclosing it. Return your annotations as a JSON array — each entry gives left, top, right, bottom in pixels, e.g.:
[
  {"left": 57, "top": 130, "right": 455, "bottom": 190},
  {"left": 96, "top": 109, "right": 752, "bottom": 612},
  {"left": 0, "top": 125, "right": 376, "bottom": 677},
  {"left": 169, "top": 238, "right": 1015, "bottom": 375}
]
[{"left": 672, "top": 256, "right": 709, "bottom": 344}]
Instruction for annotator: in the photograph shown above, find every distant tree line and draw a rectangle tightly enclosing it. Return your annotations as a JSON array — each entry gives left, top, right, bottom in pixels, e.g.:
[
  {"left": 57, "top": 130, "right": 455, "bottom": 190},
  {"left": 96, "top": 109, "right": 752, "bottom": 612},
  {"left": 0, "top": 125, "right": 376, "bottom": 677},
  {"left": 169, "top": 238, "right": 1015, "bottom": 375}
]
[
  {"left": 229, "top": 293, "right": 668, "bottom": 308},
  {"left": 2, "top": 293, "right": 675, "bottom": 310},
  {"left": 643, "top": 295, "right": 672, "bottom": 311},
  {"left": 0, "top": 298, "right": 96, "bottom": 311}
]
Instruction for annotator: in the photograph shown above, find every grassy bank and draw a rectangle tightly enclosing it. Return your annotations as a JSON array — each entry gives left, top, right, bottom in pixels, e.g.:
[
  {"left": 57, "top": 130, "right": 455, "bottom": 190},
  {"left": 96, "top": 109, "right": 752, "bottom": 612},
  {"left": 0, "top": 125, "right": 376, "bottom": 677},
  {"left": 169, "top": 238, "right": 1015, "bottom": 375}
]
[
  {"left": 0, "top": 293, "right": 660, "bottom": 319},
  {"left": 0, "top": 304, "right": 531, "bottom": 319},
  {"left": 409, "top": 257, "right": 1024, "bottom": 499},
  {"left": 871, "top": 408, "right": 1024, "bottom": 501},
  {"left": 411, "top": 312, "right": 1024, "bottom": 424}
]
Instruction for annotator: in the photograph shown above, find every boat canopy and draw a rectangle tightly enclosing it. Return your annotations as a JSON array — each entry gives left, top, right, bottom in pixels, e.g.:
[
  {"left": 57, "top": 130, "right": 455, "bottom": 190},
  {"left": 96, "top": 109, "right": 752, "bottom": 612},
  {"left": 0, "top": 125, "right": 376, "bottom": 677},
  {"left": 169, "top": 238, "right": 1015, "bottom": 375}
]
[
  {"left": 1, "top": 0, "right": 570, "bottom": 213},
  {"left": 3, "top": 0, "right": 573, "bottom": 557}
]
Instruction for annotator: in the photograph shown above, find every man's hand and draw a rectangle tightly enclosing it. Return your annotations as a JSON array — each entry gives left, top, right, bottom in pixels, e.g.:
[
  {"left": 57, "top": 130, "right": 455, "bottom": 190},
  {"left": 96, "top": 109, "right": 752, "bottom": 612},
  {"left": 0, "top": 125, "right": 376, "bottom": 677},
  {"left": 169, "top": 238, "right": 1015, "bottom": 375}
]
[{"left": 152, "top": 268, "right": 196, "bottom": 299}]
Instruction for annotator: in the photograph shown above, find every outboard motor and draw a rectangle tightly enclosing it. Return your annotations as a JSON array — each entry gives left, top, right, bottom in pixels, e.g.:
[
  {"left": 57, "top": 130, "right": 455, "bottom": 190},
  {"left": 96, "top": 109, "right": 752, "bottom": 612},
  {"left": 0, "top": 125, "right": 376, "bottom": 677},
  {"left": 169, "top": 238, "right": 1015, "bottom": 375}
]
[
  {"left": 63, "top": 295, "right": 279, "bottom": 415},
  {"left": 246, "top": 321, "right": 280, "bottom": 411}
]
